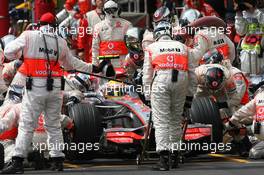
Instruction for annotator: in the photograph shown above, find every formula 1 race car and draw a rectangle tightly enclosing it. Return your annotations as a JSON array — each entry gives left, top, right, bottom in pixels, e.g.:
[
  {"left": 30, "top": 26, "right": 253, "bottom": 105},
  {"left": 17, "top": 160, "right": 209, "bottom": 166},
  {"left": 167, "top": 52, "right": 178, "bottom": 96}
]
[
  {"left": 63, "top": 87, "right": 153, "bottom": 160},
  {"left": 62, "top": 80, "right": 225, "bottom": 161}
]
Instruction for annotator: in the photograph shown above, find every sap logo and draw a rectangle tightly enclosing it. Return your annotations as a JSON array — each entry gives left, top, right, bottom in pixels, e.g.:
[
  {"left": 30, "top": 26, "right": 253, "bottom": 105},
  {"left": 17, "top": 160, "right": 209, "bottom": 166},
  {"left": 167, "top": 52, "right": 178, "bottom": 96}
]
[
  {"left": 213, "top": 39, "right": 225, "bottom": 45},
  {"left": 39, "top": 48, "right": 58, "bottom": 56},
  {"left": 160, "top": 48, "right": 181, "bottom": 52}
]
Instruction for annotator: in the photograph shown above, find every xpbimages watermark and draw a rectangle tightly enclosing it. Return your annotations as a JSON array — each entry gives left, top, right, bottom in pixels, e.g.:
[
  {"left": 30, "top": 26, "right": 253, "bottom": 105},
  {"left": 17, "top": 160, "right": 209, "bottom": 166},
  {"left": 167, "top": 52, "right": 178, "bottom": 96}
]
[
  {"left": 170, "top": 141, "right": 232, "bottom": 153},
  {"left": 103, "top": 84, "right": 166, "bottom": 96},
  {"left": 33, "top": 142, "right": 100, "bottom": 154},
  {"left": 172, "top": 26, "right": 232, "bottom": 38},
  {"left": 34, "top": 24, "right": 233, "bottom": 39},
  {"left": 31, "top": 25, "right": 94, "bottom": 38},
  {"left": 59, "top": 26, "right": 93, "bottom": 37}
]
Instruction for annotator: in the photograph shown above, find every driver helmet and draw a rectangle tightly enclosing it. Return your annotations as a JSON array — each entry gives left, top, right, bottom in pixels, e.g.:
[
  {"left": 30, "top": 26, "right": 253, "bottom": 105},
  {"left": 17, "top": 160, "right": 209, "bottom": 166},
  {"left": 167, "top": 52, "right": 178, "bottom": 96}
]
[
  {"left": 104, "top": 80, "right": 126, "bottom": 97},
  {"left": 8, "top": 84, "right": 24, "bottom": 103},
  {"left": 200, "top": 49, "right": 224, "bottom": 65},
  {"left": 71, "top": 73, "right": 91, "bottom": 92},
  {"left": 205, "top": 67, "right": 225, "bottom": 91},
  {"left": 124, "top": 27, "right": 145, "bottom": 67}
]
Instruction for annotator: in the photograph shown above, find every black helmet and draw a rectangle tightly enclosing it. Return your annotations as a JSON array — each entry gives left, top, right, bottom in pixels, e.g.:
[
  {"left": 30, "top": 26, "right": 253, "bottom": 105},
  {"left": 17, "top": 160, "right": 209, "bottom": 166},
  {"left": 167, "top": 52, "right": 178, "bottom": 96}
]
[
  {"left": 8, "top": 85, "right": 24, "bottom": 103},
  {"left": 205, "top": 67, "right": 225, "bottom": 91},
  {"left": 153, "top": 6, "right": 171, "bottom": 26},
  {"left": 201, "top": 49, "right": 224, "bottom": 65}
]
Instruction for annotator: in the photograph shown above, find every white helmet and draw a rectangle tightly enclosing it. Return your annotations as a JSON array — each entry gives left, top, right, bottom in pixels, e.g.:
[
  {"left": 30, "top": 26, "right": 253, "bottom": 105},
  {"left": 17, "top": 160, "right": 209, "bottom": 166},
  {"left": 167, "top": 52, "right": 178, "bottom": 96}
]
[
  {"left": 103, "top": 0, "right": 120, "bottom": 19},
  {"left": 153, "top": 21, "right": 172, "bottom": 41}
]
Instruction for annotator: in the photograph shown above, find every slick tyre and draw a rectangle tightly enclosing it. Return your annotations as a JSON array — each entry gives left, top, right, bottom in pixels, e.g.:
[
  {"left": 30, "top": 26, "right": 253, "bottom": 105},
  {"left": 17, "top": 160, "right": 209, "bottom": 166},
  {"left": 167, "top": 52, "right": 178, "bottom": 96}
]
[
  {"left": 190, "top": 97, "right": 223, "bottom": 143},
  {"left": 67, "top": 102, "right": 102, "bottom": 160}
]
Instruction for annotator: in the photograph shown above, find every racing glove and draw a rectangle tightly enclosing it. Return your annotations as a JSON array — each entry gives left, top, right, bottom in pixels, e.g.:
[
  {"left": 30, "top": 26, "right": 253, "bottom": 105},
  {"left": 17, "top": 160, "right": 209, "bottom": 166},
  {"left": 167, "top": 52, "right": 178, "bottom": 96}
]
[
  {"left": 92, "top": 65, "right": 100, "bottom": 73},
  {"left": 224, "top": 120, "right": 237, "bottom": 131},
  {"left": 60, "top": 114, "right": 74, "bottom": 130},
  {"left": 92, "top": 60, "right": 110, "bottom": 73}
]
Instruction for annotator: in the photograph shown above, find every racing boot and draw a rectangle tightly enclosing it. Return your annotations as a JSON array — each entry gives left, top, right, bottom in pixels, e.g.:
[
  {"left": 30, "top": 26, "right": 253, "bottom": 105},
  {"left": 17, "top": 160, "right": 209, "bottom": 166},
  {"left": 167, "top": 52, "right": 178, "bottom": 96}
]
[
  {"left": 0, "top": 143, "right": 4, "bottom": 170},
  {"left": 50, "top": 157, "right": 64, "bottom": 171},
  {"left": 152, "top": 151, "right": 170, "bottom": 171},
  {"left": 171, "top": 151, "right": 179, "bottom": 169},
  {"left": 1, "top": 156, "right": 24, "bottom": 174}
]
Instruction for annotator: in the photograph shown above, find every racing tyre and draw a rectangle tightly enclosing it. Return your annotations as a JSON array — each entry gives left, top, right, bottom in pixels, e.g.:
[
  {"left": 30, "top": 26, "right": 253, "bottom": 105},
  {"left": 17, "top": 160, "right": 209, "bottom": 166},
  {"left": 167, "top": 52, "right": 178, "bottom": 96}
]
[
  {"left": 67, "top": 102, "right": 103, "bottom": 160},
  {"left": 0, "top": 142, "right": 4, "bottom": 170},
  {"left": 190, "top": 97, "right": 223, "bottom": 143}
]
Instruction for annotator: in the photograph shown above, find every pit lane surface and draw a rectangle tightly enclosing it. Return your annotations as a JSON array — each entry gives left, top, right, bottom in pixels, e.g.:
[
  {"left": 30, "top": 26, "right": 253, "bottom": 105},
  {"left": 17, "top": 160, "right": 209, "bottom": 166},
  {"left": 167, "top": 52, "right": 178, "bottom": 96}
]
[{"left": 21, "top": 154, "right": 264, "bottom": 175}]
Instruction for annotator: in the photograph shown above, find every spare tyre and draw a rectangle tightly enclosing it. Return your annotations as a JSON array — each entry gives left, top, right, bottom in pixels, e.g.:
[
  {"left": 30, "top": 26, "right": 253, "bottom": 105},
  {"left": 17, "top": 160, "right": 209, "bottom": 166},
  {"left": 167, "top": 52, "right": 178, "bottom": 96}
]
[
  {"left": 67, "top": 102, "right": 102, "bottom": 159},
  {"left": 190, "top": 97, "right": 223, "bottom": 143}
]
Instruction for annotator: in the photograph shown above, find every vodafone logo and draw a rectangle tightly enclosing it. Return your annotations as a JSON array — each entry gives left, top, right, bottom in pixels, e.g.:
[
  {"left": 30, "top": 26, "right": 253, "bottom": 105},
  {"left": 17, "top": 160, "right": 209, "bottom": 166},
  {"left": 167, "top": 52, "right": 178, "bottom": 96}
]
[
  {"left": 257, "top": 107, "right": 264, "bottom": 115},
  {"left": 108, "top": 43, "right": 114, "bottom": 49},
  {"left": 167, "top": 55, "right": 174, "bottom": 62},
  {"left": 154, "top": 13, "right": 159, "bottom": 18},
  {"left": 212, "top": 81, "right": 218, "bottom": 87},
  {"left": 133, "top": 54, "right": 139, "bottom": 60}
]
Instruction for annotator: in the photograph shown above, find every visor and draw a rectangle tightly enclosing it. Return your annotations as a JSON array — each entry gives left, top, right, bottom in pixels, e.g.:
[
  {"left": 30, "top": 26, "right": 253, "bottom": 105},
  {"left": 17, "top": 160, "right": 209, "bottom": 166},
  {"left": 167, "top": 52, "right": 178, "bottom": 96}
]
[
  {"left": 104, "top": 7, "right": 118, "bottom": 14},
  {"left": 126, "top": 41, "right": 142, "bottom": 52}
]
